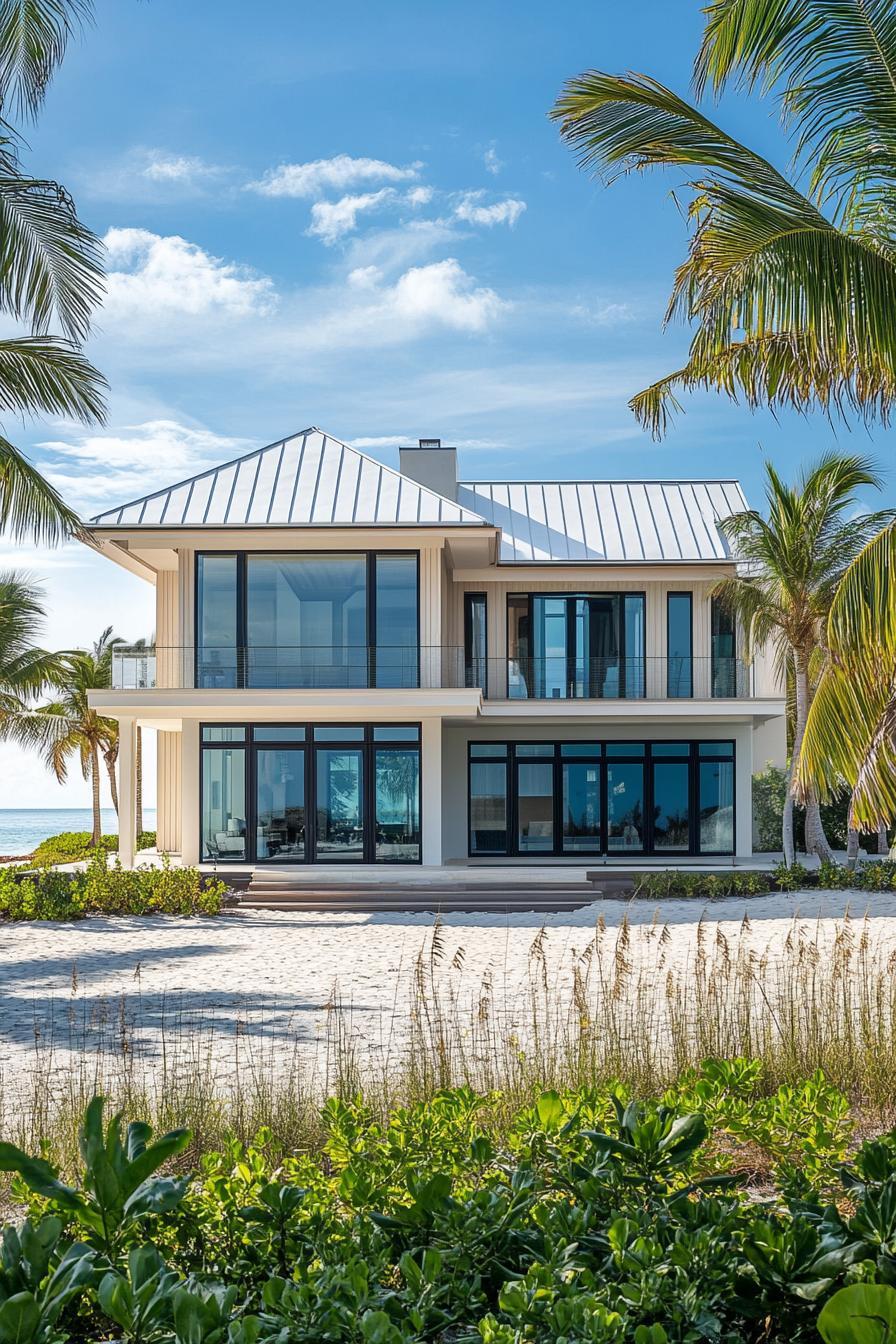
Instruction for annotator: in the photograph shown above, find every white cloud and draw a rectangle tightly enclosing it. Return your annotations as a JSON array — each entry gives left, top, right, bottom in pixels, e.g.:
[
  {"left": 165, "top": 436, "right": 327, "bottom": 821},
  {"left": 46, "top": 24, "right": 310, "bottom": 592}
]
[
  {"left": 343, "top": 218, "right": 461, "bottom": 273},
  {"left": 389, "top": 259, "right": 504, "bottom": 332},
  {"left": 39, "top": 420, "right": 255, "bottom": 513},
  {"left": 483, "top": 144, "right": 503, "bottom": 175},
  {"left": 101, "top": 228, "right": 278, "bottom": 329},
  {"left": 249, "top": 154, "right": 421, "bottom": 198},
  {"left": 141, "top": 150, "right": 220, "bottom": 183},
  {"left": 307, "top": 189, "right": 396, "bottom": 243},
  {"left": 351, "top": 434, "right": 501, "bottom": 449},
  {"left": 406, "top": 185, "right": 434, "bottom": 206},
  {"left": 454, "top": 192, "right": 526, "bottom": 228},
  {"left": 82, "top": 147, "right": 229, "bottom": 200},
  {"left": 347, "top": 265, "right": 382, "bottom": 289}
]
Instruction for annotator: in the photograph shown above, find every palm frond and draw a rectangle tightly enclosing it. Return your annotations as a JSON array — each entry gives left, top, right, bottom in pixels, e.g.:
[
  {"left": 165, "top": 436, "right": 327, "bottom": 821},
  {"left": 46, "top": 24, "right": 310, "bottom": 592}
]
[
  {"left": 0, "top": 0, "right": 92, "bottom": 120},
  {"left": 0, "top": 433, "right": 81, "bottom": 544},
  {"left": 0, "top": 335, "right": 105, "bottom": 418}
]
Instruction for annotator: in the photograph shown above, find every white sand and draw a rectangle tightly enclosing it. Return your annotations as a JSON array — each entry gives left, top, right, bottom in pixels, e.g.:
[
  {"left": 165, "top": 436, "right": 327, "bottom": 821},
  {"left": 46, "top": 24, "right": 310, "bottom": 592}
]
[{"left": 1, "top": 888, "right": 893, "bottom": 1101}]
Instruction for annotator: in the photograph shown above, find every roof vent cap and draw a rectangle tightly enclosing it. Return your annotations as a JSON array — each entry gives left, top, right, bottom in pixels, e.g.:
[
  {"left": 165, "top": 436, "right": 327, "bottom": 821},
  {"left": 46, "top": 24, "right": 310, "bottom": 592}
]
[{"left": 418, "top": 438, "right": 441, "bottom": 448}]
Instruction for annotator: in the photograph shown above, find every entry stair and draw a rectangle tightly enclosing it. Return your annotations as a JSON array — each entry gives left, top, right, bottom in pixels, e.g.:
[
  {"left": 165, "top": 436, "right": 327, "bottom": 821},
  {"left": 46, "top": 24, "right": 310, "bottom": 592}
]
[{"left": 235, "top": 869, "right": 610, "bottom": 914}]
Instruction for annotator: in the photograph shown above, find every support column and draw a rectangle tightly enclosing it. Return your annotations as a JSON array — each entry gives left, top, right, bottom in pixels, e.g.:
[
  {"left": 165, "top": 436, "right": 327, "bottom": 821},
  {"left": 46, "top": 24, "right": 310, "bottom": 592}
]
[
  {"left": 117, "top": 717, "right": 137, "bottom": 869},
  {"left": 421, "top": 717, "right": 443, "bottom": 867},
  {"left": 180, "top": 720, "right": 200, "bottom": 865},
  {"left": 735, "top": 723, "right": 754, "bottom": 858}
]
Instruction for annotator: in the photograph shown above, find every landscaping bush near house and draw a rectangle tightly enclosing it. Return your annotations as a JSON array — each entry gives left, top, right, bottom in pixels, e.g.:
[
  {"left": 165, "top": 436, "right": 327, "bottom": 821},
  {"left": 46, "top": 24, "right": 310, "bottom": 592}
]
[
  {"left": 31, "top": 829, "right": 158, "bottom": 866},
  {"left": 633, "top": 861, "right": 896, "bottom": 901},
  {"left": 752, "top": 763, "right": 886, "bottom": 854},
  {"left": 0, "top": 852, "right": 225, "bottom": 919},
  {"left": 3, "top": 1066, "right": 896, "bottom": 1344}
]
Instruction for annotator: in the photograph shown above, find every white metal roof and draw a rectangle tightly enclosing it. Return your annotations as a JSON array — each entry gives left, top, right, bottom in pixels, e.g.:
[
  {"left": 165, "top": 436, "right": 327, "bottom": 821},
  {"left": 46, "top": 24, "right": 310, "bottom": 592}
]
[
  {"left": 456, "top": 480, "right": 747, "bottom": 563},
  {"left": 90, "top": 428, "right": 487, "bottom": 529}
]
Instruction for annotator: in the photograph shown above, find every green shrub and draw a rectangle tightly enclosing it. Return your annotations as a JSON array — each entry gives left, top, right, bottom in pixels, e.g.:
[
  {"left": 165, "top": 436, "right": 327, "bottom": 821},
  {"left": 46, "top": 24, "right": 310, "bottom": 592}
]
[
  {"left": 633, "top": 870, "right": 775, "bottom": 900},
  {"left": 5, "top": 1075, "right": 896, "bottom": 1344},
  {"left": 752, "top": 763, "right": 885, "bottom": 853},
  {"left": 137, "top": 830, "right": 156, "bottom": 850},
  {"left": 30, "top": 829, "right": 161, "bottom": 867},
  {"left": 0, "top": 853, "right": 225, "bottom": 920}
]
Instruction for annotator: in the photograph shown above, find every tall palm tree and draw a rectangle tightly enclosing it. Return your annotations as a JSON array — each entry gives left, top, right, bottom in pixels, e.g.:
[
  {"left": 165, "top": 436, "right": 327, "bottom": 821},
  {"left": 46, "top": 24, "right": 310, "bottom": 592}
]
[
  {"left": 551, "top": 1, "right": 896, "bottom": 436},
  {"left": 7, "top": 626, "right": 118, "bottom": 847},
  {"left": 798, "top": 521, "right": 896, "bottom": 845},
  {"left": 0, "top": 570, "right": 62, "bottom": 712},
  {"left": 715, "top": 453, "right": 890, "bottom": 864},
  {"left": 0, "top": 0, "right": 105, "bottom": 544}
]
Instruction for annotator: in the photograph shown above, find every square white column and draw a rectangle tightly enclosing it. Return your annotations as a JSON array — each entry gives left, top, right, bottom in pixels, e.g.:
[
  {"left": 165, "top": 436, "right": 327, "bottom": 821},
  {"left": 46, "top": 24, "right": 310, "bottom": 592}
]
[
  {"left": 180, "top": 720, "right": 201, "bottom": 865},
  {"left": 117, "top": 717, "right": 137, "bottom": 869},
  {"left": 420, "top": 717, "right": 443, "bottom": 866}
]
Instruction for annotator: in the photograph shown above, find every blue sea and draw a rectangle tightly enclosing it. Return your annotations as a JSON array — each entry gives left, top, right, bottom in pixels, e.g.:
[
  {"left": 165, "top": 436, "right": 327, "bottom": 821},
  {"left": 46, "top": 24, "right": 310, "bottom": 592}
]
[{"left": 0, "top": 809, "right": 158, "bottom": 857}]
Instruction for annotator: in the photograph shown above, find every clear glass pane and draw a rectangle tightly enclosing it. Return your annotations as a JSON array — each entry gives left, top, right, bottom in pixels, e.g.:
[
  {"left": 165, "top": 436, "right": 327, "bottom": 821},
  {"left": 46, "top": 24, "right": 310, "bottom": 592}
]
[
  {"left": 247, "top": 554, "right": 367, "bottom": 688},
  {"left": 465, "top": 594, "right": 487, "bottom": 689},
  {"left": 667, "top": 593, "right": 692, "bottom": 698},
  {"left": 711, "top": 597, "right": 737, "bottom": 697},
  {"left": 517, "top": 761, "right": 554, "bottom": 853},
  {"left": 197, "top": 555, "right": 238, "bottom": 689},
  {"left": 375, "top": 554, "right": 419, "bottom": 688},
  {"left": 606, "top": 742, "right": 645, "bottom": 757},
  {"left": 533, "top": 596, "right": 567, "bottom": 699},
  {"left": 373, "top": 726, "right": 419, "bottom": 741},
  {"left": 653, "top": 761, "right": 690, "bottom": 851},
  {"left": 624, "top": 594, "right": 645, "bottom": 697},
  {"left": 252, "top": 726, "right": 306, "bottom": 742},
  {"left": 561, "top": 743, "right": 601, "bottom": 757},
  {"left": 375, "top": 748, "right": 420, "bottom": 861},
  {"left": 562, "top": 762, "right": 601, "bottom": 852},
  {"left": 607, "top": 762, "right": 645, "bottom": 851},
  {"left": 469, "top": 761, "right": 508, "bottom": 853},
  {"left": 699, "top": 740, "right": 735, "bottom": 757},
  {"left": 313, "top": 726, "right": 363, "bottom": 741},
  {"left": 201, "top": 748, "right": 246, "bottom": 860},
  {"left": 507, "top": 596, "right": 530, "bottom": 700},
  {"left": 256, "top": 749, "right": 305, "bottom": 860},
  {"left": 315, "top": 749, "right": 364, "bottom": 860},
  {"left": 470, "top": 743, "right": 507, "bottom": 758},
  {"left": 652, "top": 742, "right": 689, "bottom": 757},
  {"left": 578, "top": 596, "right": 619, "bottom": 698},
  {"left": 699, "top": 760, "right": 735, "bottom": 852},
  {"left": 202, "top": 726, "right": 246, "bottom": 742},
  {"left": 515, "top": 743, "right": 555, "bottom": 757}
]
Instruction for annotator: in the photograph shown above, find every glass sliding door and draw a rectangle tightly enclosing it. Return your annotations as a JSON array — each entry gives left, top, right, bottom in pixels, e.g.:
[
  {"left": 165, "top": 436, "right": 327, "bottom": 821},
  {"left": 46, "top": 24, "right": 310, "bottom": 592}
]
[
  {"left": 197, "top": 555, "right": 239, "bottom": 688},
  {"left": 247, "top": 554, "right": 367, "bottom": 689},
  {"left": 315, "top": 748, "right": 364, "bottom": 860},
  {"left": 532, "top": 597, "right": 568, "bottom": 699},
  {"left": 623, "top": 594, "right": 646, "bottom": 698},
  {"left": 375, "top": 748, "right": 420, "bottom": 861},
  {"left": 652, "top": 760, "right": 690, "bottom": 851},
  {"left": 666, "top": 593, "right": 692, "bottom": 698},
  {"left": 698, "top": 745, "right": 735, "bottom": 853},
  {"left": 606, "top": 759, "right": 646, "bottom": 852},
  {"left": 510, "top": 594, "right": 645, "bottom": 700},
  {"left": 201, "top": 746, "right": 247, "bottom": 860},
  {"left": 256, "top": 748, "right": 305, "bottom": 860},
  {"left": 374, "top": 554, "right": 418, "bottom": 688},
  {"left": 516, "top": 759, "right": 555, "bottom": 853},
  {"left": 507, "top": 595, "right": 530, "bottom": 699},
  {"left": 561, "top": 758, "right": 601, "bottom": 853},
  {"left": 469, "top": 754, "right": 509, "bottom": 854}
]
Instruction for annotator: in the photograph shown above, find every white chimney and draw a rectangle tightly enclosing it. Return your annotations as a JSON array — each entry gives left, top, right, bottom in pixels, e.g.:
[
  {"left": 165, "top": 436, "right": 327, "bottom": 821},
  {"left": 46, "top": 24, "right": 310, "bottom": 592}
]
[{"left": 398, "top": 438, "right": 458, "bottom": 500}]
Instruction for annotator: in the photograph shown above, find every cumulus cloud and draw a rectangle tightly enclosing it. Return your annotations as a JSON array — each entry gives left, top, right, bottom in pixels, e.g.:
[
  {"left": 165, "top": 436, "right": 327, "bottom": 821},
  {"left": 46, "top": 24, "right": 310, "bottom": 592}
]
[
  {"left": 141, "top": 151, "right": 220, "bottom": 183},
  {"left": 249, "top": 154, "right": 421, "bottom": 198},
  {"left": 406, "top": 185, "right": 434, "bottom": 206},
  {"left": 482, "top": 144, "right": 503, "bottom": 175},
  {"left": 101, "top": 228, "right": 278, "bottom": 328},
  {"left": 454, "top": 192, "right": 526, "bottom": 227},
  {"left": 307, "top": 189, "right": 396, "bottom": 243},
  {"left": 389, "top": 258, "right": 504, "bottom": 332},
  {"left": 82, "top": 147, "right": 229, "bottom": 200}
]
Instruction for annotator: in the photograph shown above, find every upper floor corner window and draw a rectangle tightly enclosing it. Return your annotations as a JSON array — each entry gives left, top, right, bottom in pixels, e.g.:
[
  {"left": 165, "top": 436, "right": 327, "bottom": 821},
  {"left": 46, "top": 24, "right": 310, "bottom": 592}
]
[
  {"left": 464, "top": 593, "right": 487, "bottom": 690},
  {"left": 666, "top": 592, "right": 693, "bottom": 698},
  {"left": 195, "top": 550, "right": 419, "bottom": 690},
  {"left": 507, "top": 592, "right": 645, "bottom": 700}
]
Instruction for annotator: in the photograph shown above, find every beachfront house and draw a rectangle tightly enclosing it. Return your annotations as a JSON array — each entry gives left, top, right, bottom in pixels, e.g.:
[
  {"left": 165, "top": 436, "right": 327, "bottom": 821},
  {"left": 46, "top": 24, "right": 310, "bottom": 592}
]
[{"left": 86, "top": 429, "right": 786, "bottom": 868}]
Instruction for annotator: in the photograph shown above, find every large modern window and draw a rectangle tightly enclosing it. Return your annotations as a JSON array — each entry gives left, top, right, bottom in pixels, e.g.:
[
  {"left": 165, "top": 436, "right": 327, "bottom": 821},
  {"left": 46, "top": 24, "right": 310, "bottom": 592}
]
[
  {"left": 711, "top": 596, "right": 737, "bottom": 698},
  {"left": 464, "top": 593, "right": 487, "bottom": 691},
  {"left": 507, "top": 593, "right": 646, "bottom": 699},
  {"left": 196, "top": 552, "right": 419, "bottom": 690},
  {"left": 667, "top": 593, "right": 693, "bottom": 698},
  {"left": 201, "top": 723, "right": 420, "bottom": 863},
  {"left": 468, "top": 739, "right": 735, "bottom": 856}
]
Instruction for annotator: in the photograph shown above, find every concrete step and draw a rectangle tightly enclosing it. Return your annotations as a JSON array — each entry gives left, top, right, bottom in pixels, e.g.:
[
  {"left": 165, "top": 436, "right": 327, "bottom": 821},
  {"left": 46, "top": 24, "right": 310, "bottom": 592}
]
[{"left": 237, "top": 897, "right": 597, "bottom": 913}]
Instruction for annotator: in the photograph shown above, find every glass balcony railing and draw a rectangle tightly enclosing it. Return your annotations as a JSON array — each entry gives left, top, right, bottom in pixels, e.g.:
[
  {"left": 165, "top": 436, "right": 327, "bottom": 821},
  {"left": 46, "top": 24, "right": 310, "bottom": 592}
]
[{"left": 111, "top": 646, "right": 755, "bottom": 699}]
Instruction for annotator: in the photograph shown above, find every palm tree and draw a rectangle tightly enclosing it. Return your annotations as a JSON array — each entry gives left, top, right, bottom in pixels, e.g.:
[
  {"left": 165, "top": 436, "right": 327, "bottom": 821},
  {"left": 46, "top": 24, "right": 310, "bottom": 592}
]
[
  {"left": 551, "top": 1, "right": 896, "bottom": 436},
  {"left": 0, "top": 0, "right": 105, "bottom": 543},
  {"left": 715, "top": 453, "right": 890, "bottom": 864},
  {"left": 7, "top": 626, "right": 119, "bottom": 847},
  {"left": 798, "top": 522, "right": 896, "bottom": 848},
  {"left": 0, "top": 570, "right": 63, "bottom": 713}
]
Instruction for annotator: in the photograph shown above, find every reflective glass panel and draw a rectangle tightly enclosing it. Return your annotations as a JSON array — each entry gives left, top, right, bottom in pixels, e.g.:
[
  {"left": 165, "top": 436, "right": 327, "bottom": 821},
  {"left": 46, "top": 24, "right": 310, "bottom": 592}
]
[
  {"left": 315, "top": 749, "right": 364, "bottom": 860},
  {"left": 532, "top": 596, "right": 568, "bottom": 699},
  {"left": 711, "top": 597, "right": 737, "bottom": 697},
  {"left": 606, "top": 742, "right": 645, "bottom": 757},
  {"left": 652, "top": 761, "right": 690, "bottom": 851},
  {"left": 201, "top": 748, "right": 246, "bottom": 861},
  {"left": 314, "top": 726, "right": 363, "bottom": 741},
  {"left": 464, "top": 594, "right": 487, "bottom": 690},
  {"left": 469, "top": 762, "right": 508, "bottom": 853},
  {"left": 667, "top": 593, "right": 692, "bottom": 698},
  {"left": 507, "top": 596, "right": 530, "bottom": 700},
  {"left": 470, "top": 743, "right": 507, "bottom": 758},
  {"left": 624, "top": 594, "right": 646, "bottom": 697},
  {"left": 562, "top": 762, "right": 601, "bottom": 852},
  {"left": 246, "top": 554, "right": 367, "bottom": 688},
  {"left": 607, "top": 762, "right": 646, "bottom": 851},
  {"left": 252, "top": 726, "right": 306, "bottom": 742},
  {"left": 256, "top": 749, "right": 305, "bottom": 860},
  {"left": 197, "top": 555, "right": 238, "bottom": 689},
  {"left": 576, "top": 596, "right": 619, "bottom": 698},
  {"left": 699, "top": 760, "right": 735, "bottom": 852},
  {"left": 375, "top": 748, "right": 420, "bottom": 861},
  {"left": 373, "top": 726, "right": 419, "bottom": 741},
  {"left": 374, "top": 554, "right": 419, "bottom": 688},
  {"left": 202, "top": 726, "right": 246, "bottom": 742},
  {"left": 515, "top": 743, "right": 555, "bottom": 757},
  {"left": 517, "top": 761, "right": 555, "bottom": 853},
  {"left": 652, "top": 742, "right": 689, "bottom": 757},
  {"left": 561, "top": 743, "right": 601, "bottom": 757},
  {"left": 699, "top": 740, "right": 735, "bottom": 757}
]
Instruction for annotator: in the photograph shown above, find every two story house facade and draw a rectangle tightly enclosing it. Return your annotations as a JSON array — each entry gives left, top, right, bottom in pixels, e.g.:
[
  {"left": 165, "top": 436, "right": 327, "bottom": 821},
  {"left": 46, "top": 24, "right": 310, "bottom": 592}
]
[{"left": 86, "top": 429, "right": 786, "bottom": 869}]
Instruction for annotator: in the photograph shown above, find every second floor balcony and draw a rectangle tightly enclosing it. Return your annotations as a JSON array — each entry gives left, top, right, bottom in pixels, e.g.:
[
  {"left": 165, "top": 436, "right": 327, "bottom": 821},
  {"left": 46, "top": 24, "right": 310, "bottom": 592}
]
[{"left": 111, "top": 645, "right": 755, "bottom": 701}]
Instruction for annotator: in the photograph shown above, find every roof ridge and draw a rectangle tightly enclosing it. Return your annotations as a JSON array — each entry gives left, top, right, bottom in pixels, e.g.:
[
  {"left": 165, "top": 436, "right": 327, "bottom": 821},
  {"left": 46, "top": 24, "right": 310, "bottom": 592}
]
[{"left": 460, "top": 477, "right": 744, "bottom": 486}]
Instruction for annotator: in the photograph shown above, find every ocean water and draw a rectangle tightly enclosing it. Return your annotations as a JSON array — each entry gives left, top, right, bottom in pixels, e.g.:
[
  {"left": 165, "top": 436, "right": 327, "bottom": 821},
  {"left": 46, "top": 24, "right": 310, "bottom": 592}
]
[{"left": 0, "top": 809, "right": 157, "bottom": 857}]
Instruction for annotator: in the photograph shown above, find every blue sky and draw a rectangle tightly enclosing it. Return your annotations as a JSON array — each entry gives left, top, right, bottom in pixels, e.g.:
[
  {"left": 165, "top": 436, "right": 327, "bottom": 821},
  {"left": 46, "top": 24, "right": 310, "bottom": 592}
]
[{"left": 2, "top": 0, "right": 893, "bottom": 808}]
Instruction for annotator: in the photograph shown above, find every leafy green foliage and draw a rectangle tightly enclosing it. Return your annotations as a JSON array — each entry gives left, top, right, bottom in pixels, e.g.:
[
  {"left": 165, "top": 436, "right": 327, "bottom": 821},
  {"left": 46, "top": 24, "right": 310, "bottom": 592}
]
[
  {"left": 29, "top": 827, "right": 157, "bottom": 866},
  {"left": 0, "top": 852, "right": 225, "bottom": 919}
]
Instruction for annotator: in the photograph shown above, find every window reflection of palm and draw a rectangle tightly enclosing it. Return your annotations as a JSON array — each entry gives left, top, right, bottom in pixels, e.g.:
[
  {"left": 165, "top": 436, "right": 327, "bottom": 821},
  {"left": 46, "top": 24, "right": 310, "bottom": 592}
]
[{"left": 623, "top": 821, "right": 640, "bottom": 847}]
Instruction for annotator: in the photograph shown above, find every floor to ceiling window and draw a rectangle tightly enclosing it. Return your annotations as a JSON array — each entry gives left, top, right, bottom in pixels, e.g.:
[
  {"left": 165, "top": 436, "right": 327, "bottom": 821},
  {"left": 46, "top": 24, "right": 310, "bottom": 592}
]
[
  {"left": 507, "top": 593, "right": 646, "bottom": 699},
  {"left": 200, "top": 723, "right": 421, "bottom": 863},
  {"left": 196, "top": 551, "right": 419, "bottom": 690},
  {"left": 468, "top": 739, "right": 735, "bottom": 856}
]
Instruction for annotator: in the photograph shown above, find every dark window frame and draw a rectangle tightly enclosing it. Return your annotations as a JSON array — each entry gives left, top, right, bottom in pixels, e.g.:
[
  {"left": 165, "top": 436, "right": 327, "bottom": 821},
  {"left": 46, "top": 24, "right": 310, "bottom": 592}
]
[
  {"left": 710, "top": 595, "right": 737, "bottom": 699},
  {"left": 194, "top": 550, "right": 421, "bottom": 690},
  {"left": 504, "top": 591, "right": 647, "bottom": 700},
  {"left": 464, "top": 592, "right": 488, "bottom": 693},
  {"left": 199, "top": 721, "right": 422, "bottom": 865},
  {"left": 666, "top": 591, "right": 693, "bottom": 698}
]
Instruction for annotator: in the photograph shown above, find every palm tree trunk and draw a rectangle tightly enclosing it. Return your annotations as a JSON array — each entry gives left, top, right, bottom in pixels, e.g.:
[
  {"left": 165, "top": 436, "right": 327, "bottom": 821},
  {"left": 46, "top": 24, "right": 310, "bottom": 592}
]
[
  {"left": 846, "top": 827, "right": 860, "bottom": 869},
  {"left": 90, "top": 744, "right": 102, "bottom": 847},
  {"left": 136, "top": 726, "right": 143, "bottom": 836},
  {"left": 792, "top": 653, "right": 836, "bottom": 863},
  {"left": 879, "top": 824, "right": 890, "bottom": 855},
  {"left": 105, "top": 749, "right": 119, "bottom": 815}
]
